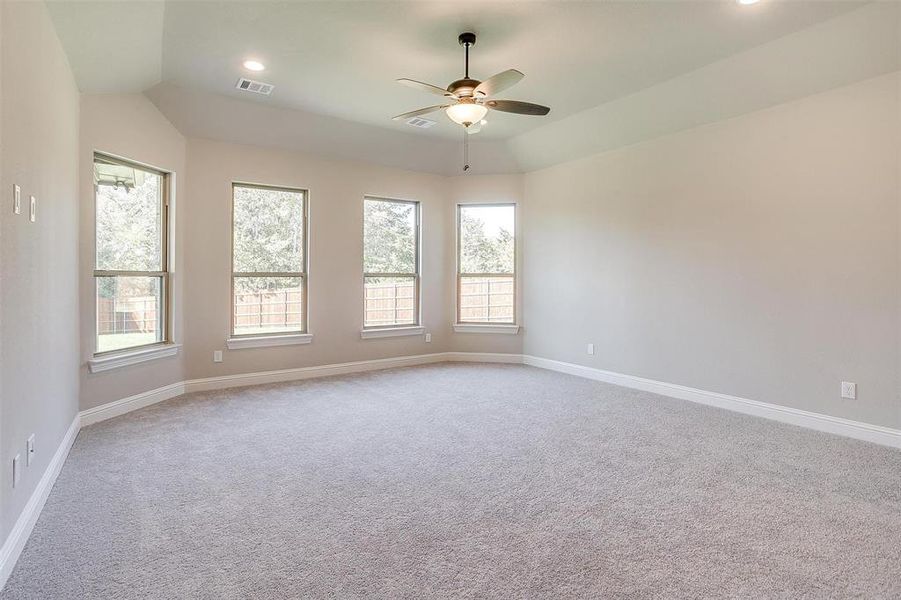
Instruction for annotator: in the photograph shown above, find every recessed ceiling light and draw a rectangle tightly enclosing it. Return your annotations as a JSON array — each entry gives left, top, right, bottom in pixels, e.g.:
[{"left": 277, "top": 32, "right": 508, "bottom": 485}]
[
  {"left": 243, "top": 60, "right": 265, "bottom": 72},
  {"left": 737, "top": 0, "right": 760, "bottom": 4}
]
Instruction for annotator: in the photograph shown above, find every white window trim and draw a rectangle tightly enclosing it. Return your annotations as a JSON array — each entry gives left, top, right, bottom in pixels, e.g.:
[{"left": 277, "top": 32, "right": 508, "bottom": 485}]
[
  {"left": 453, "top": 324, "right": 520, "bottom": 335},
  {"left": 456, "top": 202, "right": 517, "bottom": 327},
  {"left": 226, "top": 333, "right": 313, "bottom": 350},
  {"left": 93, "top": 152, "right": 172, "bottom": 356},
  {"left": 360, "top": 326, "right": 425, "bottom": 340},
  {"left": 88, "top": 343, "right": 181, "bottom": 373},
  {"left": 231, "top": 182, "right": 310, "bottom": 339},
  {"left": 362, "top": 196, "right": 422, "bottom": 330}
]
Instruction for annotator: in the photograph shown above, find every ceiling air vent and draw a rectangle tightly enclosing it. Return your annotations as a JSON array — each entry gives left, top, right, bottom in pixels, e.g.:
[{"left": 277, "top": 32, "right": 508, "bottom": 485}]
[
  {"left": 406, "top": 116, "right": 436, "bottom": 129},
  {"left": 236, "top": 77, "right": 274, "bottom": 96}
]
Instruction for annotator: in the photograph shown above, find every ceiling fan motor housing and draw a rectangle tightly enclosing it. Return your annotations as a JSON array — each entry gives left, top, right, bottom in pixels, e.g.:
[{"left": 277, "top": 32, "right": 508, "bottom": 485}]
[{"left": 447, "top": 78, "right": 480, "bottom": 98}]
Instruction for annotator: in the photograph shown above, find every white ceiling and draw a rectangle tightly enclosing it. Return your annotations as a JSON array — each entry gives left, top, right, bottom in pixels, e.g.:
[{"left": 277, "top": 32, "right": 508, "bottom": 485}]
[{"left": 46, "top": 1, "right": 897, "bottom": 174}]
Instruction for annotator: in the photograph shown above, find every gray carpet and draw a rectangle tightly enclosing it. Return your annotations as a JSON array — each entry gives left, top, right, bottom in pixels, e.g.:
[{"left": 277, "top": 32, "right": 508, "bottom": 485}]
[{"left": 3, "top": 363, "right": 900, "bottom": 599}]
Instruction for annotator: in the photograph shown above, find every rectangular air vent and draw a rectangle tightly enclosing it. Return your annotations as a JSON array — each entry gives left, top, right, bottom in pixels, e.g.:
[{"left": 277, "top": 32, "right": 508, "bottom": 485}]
[
  {"left": 236, "top": 78, "right": 274, "bottom": 96},
  {"left": 406, "top": 117, "right": 436, "bottom": 129}
]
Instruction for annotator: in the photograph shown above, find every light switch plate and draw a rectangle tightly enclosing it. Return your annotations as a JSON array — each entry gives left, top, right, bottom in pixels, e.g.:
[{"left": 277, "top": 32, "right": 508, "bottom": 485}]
[
  {"left": 841, "top": 381, "right": 856, "bottom": 400},
  {"left": 12, "top": 454, "right": 20, "bottom": 488},
  {"left": 29, "top": 196, "right": 36, "bottom": 222},
  {"left": 26, "top": 434, "right": 35, "bottom": 466},
  {"left": 13, "top": 185, "right": 21, "bottom": 214}
]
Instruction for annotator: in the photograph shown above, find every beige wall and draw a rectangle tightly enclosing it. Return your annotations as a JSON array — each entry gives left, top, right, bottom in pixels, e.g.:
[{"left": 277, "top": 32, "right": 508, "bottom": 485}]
[
  {"left": 79, "top": 94, "right": 187, "bottom": 410},
  {"left": 447, "top": 174, "right": 524, "bottom": 355},
  {"left": 523, "top": 72, "right": 901, "bottom": 429},
  {"left": 0, "top": 1, "right": 80, "bottom": 541},
  {"left": 183, "top": 138, "right": 451, "bottom": 379}
]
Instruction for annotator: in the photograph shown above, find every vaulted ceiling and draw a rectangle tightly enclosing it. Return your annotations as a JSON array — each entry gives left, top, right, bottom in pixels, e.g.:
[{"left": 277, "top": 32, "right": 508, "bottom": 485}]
[{"left": 47, "top": 1, "right": 898, "bottom": 175}]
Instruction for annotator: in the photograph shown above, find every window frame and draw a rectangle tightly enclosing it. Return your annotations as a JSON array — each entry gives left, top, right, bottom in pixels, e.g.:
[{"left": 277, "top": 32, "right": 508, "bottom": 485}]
[
  {"left": 362, "top": 196, "right": 421, "bottom": 330},
  {"left": 92, "top": 152, "right": 171, "bottom": 356},
  {"left": 456, "top": 202, "right": 517, "bottom": 326},
  {"left": 230, "top": 181, "right": 309, "bottom": 339}
]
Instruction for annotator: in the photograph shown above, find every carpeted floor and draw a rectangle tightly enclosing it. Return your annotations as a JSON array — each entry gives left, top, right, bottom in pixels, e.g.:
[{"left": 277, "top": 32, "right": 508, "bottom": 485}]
[{"left": 3, "top": 363, "right": 900, "bottom": 599}]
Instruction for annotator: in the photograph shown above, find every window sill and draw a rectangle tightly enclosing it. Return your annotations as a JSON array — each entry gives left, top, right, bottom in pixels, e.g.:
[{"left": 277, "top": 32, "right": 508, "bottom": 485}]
[
  {"left": 226, "top": 333, "right": 313, "bottom": 350},
  {"left": 88, "top": 343, "right": 181, "bottom": 374},
  {"left": 453, "top": 324, "right": 520, "bottom": 335},
  {"left": 360, "top": 326, "right": 424, "bottom": 340}
]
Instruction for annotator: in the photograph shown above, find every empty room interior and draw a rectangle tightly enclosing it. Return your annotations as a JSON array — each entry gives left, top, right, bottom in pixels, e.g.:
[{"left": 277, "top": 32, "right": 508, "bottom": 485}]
[{"left": 1, "top": 0, "right": 901, "bottom": 597}]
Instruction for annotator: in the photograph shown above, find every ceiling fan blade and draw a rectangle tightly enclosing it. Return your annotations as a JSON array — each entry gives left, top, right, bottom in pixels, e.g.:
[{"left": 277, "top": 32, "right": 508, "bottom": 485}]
[
  {"left": 473, "top": 69, "right": 524, "bottom": 97},
  {"left": 392, "top": 105, "right": 451, "bottom": 121},
  {"left": 396, "top": 78, "right": 455, "bottom": 98},
  {"left": 485, "top": 99, "right": 550, "bottom": 116}
]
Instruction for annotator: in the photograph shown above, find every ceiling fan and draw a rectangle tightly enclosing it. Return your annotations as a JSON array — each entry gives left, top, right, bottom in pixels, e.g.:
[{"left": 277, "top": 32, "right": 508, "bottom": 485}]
[{"left": 393, "top": 32, "right": 550, "bottom": 136}]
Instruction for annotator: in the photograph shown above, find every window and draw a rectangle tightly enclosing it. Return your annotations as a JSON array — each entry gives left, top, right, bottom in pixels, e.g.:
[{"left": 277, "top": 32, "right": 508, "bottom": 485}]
[
  {"left": 457, "top": 204, "right": 515, "bottom": 324},
  {"left": 232, "top": 183, "right": 307, "bottom": 337},
  {"left": 93, "top": 154, "right": 170, "bottom": 354},
  {"left": 363, "top": 197, "right": 420, "bottom": 328}
]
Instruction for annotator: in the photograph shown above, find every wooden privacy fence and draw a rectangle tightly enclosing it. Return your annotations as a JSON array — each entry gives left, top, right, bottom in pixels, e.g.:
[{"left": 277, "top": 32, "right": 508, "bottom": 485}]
[
  {"left": 365, "top": 280, "right": 415, "bottom": 326},
  {"left": 100, "top": 279, "right": 515, "bottom": 336},
  {"left": 234, "top": 288, "right": 303, "bottom": 330},
  {"left": 97, "top": 296, "right": 158, "bottom": 335},
  {"left": 459, "top": 276, "right": 514, "bottom": 322}
]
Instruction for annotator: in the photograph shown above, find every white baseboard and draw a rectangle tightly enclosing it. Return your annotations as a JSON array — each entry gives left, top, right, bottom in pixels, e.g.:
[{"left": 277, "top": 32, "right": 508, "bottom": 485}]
[
  {"left": 184, "top": 352, "right": 523, "bottom": 393},
  {"left": 78, "top": 353, "right": 524, "bottom": 427},
  {"left": 80, "top": 381, "right": 186, "bottom": 427},
  {"left": 79, "top": 351, "right": 900, "bottom": 449},
  {"left": 443, "top": 352, "right": 524, "bottom": 363},
  {"left": 184, "top": 352, "right": 447, "bottom": 393},
  {"left": 0, "top": 414, "right": 80, "bottom": 589},
  {"left": 522, "top": 354, "right": 901, "bottom": 450}
]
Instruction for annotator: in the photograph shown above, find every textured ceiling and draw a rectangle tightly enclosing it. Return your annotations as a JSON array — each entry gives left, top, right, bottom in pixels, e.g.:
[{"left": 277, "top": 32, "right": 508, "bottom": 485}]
[{"left": 46, "top": 1, "right": 897, "bottom": 174}]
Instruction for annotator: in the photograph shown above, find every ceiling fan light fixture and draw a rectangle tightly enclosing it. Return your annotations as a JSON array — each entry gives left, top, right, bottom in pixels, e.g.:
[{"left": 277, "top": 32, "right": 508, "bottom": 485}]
[{"left": 446, "top": 102, "right": 488, "bottom": 126}]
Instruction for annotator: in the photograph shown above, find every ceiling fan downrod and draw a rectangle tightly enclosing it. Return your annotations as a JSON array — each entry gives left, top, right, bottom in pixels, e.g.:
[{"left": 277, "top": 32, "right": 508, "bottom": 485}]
[{"left": 459, "top": 32, "right": 476, "bottom": 79}]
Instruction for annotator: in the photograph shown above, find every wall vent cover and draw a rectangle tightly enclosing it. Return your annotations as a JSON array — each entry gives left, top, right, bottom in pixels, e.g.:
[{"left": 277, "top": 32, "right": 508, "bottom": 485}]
[
  {"left": 406, "top": 117, "right": 436, "bottom": 129},
  {"left": 236, "top": 78, "right": 274, "bottom": 95}
]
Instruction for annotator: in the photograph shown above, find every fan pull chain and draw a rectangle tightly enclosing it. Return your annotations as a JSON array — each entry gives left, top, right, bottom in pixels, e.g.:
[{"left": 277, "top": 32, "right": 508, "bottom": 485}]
[{"left": 463, "top": 128, "right": 470, "bottom": 171}]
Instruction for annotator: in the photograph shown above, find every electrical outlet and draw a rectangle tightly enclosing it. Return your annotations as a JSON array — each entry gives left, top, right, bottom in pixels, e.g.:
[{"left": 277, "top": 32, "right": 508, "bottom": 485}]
[
  {"left": 841, "top": 381, "right": 856, "bottom": 400},
  {"left": 12, "top": 454, "right": 20, "bottom": 488},
  {"left": 587, "top": 343, "right": 594, "bottom": 356},
  {"left": 213, "top": 350, "right": 223, "bottom": 363},
  {"left": 425, "top": 333, "right": 432, "bottom": 343},
  {"left": 26, "top": 434, "right": 35, "bottom": 466},
  {"left": 29, "top": 196, "right": 36, "bottom": 222},
  {"left": 13, "top": 184, "right": 21, "bottom": 214}
]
